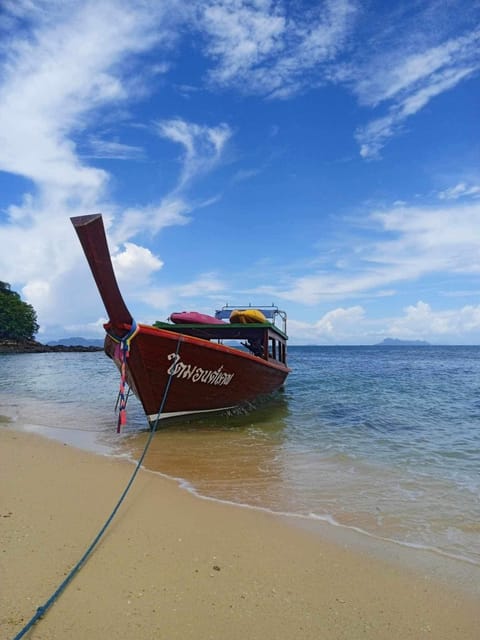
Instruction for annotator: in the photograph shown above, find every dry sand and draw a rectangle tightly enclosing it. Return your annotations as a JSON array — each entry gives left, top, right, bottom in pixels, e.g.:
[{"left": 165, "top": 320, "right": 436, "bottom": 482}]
[{"left": 1, "top": 428, "right": 479, "bottom": 639}]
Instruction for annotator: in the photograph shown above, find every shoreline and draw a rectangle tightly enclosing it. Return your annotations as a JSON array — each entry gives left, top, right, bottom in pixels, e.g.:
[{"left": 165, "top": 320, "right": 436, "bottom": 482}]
[
  {"left": 3, "top": 401, "right": 480, "bottom": 589},
  {"left": 0, "top": 338, "right": 103, "bottom": 353},
  {"left": 1, "top": 427, "right": 479, "bottom": 639}
]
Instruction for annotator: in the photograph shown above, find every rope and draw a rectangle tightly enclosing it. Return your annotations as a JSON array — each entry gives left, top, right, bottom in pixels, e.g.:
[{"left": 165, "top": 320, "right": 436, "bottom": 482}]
[
  {"left": 12, "top": 336, "right": 182, "bottom": 640},
  {"left": 105, "top": 320, "right": 139, "bottom": 347},
  {"left": 105, "top": 321, "right": 139, "bottom": 433},
  {"left": 115, "top": 386, "right": 131, "bottom": 413}
]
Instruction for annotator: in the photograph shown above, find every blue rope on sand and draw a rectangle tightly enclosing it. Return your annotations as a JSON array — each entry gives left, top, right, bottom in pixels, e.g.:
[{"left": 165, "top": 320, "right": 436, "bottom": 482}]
[{"left": 12, "top": 336, "right": 182, "bottom": 640}]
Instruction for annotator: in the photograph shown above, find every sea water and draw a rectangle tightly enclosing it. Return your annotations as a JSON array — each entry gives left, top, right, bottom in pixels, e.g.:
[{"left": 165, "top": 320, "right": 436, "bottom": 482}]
[{"left": 1, "top": 346, "right": 479, "bottom": 572}]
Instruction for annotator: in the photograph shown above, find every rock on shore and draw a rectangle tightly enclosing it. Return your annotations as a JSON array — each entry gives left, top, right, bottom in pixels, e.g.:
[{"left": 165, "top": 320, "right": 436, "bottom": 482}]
[{"left": 0, "top": 339, "right": 103, "bottom": 354}]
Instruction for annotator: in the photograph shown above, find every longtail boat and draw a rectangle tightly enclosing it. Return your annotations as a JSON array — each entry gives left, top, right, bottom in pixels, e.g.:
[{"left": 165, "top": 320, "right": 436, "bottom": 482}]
[{"left": 71, "top": 214, "right": 290, "bottom": 427}]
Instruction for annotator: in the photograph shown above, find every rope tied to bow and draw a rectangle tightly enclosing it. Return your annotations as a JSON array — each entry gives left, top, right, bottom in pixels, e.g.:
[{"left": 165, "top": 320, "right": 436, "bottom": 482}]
[
  {"left": 11, "top": 335, "right": 183, "bottom": 640},
  {"left": 105, "top": 320, "right": 139, "bottom": 432}
]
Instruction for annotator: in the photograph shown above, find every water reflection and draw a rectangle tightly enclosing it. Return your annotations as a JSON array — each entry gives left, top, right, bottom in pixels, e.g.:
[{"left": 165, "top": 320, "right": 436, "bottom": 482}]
[{"left": 114, "top": 393, "right": 291, "bottom": 509}]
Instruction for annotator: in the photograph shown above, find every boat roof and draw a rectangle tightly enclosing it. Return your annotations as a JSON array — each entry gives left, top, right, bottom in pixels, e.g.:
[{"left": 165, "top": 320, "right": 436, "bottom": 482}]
[
  {"left": 215, "top": 304, "right": 287, "bottom": 334},
  {"left": 154, "top": 321, "right": 288, "bottom": 341},
  {"left": 214, "top": 304, "right": 285, "bottom": 320}
]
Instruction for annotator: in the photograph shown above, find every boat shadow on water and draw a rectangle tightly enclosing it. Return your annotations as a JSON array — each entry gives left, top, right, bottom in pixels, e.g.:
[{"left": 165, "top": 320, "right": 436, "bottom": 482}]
[
  {"left": 110, "top": 391, "right": 292, "bottom": 494},
  {"left": 149, "top": 388, "right": 290, "bottom": 432}
]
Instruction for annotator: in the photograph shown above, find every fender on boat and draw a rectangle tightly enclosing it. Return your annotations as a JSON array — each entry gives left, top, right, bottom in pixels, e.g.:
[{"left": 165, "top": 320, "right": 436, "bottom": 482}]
[
  {"left": 170, "top": 311, "right": 226, "bottom": 325},
  {"left": 229, "top": 309, "right": 267, "bottom": 324}
]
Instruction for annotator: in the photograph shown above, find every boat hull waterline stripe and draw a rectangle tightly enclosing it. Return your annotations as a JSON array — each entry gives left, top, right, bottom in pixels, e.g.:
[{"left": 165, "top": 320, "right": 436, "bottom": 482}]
[{"left": 148, "top": 405, "right": 237, "bottom": 421}]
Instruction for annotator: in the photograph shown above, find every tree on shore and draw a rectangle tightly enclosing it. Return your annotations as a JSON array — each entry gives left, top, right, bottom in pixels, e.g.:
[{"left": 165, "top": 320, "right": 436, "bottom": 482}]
[{"left": 0, "top": 281, "right": 39, "bottom": 341}]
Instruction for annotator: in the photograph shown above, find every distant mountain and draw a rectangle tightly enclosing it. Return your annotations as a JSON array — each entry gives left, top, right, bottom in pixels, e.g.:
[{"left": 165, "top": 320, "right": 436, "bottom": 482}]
[
  {"left": 47, "top": 337, "right": 104, "bottom": 347},
  {"left": 376, "top": 338, "right": 430, "bottom": 346}
]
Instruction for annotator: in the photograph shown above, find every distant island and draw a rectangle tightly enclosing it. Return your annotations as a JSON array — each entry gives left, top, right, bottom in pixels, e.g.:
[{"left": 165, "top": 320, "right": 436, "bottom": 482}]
[
  {"left": 376, "top": 338, "right": 430, "bottom": 346},
  {"left": 47, "top": 337, "right": 104, "bottom": 348}
]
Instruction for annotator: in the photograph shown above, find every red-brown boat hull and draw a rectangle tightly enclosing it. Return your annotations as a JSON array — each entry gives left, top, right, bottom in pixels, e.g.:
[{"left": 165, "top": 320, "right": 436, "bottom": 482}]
[
  {"left": 106, "top": 323, "right": 289, "bottom": 421},
  {"left": 71, "top": 214, "right": 290, "bottom": 425}
]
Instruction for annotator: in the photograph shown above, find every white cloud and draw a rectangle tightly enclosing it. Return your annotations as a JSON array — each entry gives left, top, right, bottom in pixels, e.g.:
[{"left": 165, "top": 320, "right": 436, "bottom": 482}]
[
  {"left": 134, "top": 272, "right": 228, "bottom": 317},
  {"left": 0, "top": 2, "right": 230, "bottom": 336},
  {"left": 112, "top": 242, "right": 163, "bottom": 283},
  {"left": 110, "top": 198, "right": 193, "bottom": 242},
  {"left": 21, "top": 279, "right": 53, "bottom": 318},
  {"left": 352, "top": 27, "right": 480, "bottom": 158},
  {"left": 356, "top": 65, "right": 476, "bottom": 159},
  {"left": 199, "top": 0, "right": 357, "bottom": 97},
  {"left": 0, "top": 1, "right": 176, "bottom": 226},
  {"left": 85, "top": 137, "right": 145, "bottom": 160},
  {"left": 267, "top": 201, "right": 480, "bottom": 305},
  {"left": 231, "top": 167, "right": 262, "bottom": 183},
  {"left": 438, "top": 182, "right": 480, "bottom": 200},
  {"left": 155, "top": 118, "right": 232, "bottom": 188},
  {"left": 0, "top": 1, "right": 168, "bottom": 193},
  {"left": 351, "top": 30, "right": 479, "bottom": 108},
  {"left": 289, "top": 306, "right": 365, "bottom": 343},
  {"left": 288, "top": 300, "right": 480, "bottom": 344},
  {"left": 196, "top": 1, "right": 477, "bottom": 156},
  {"left": 177, "top": 272, "right": 227, "bottom": 297},
  {"left": 314, "top": 305, "right": 365, "bottom": 334},
  {"left": 60, "top": 316, "right": 109, "bottom": 339},
  {"left": 388, "top": 301, "right": 480, "bottom": 340},
  {"left": 199, "top": 0, "right": 286, "bottom": 87},
  {"left": 0, "top": 1, "right": 478, "bottom": 343},
  {"left": 370, "top": 203, "right": 480, "bottom": 276}
]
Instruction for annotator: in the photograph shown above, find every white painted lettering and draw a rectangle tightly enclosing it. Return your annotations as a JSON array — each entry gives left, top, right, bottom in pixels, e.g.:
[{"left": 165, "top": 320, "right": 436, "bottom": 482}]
[{"left": 167, "top": 354, "right": 235, "bottom": 387}]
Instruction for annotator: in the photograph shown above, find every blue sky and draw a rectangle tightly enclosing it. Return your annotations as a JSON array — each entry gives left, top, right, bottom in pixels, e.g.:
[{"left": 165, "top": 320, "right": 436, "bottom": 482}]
[{"left": 0, "top": 0, "right": 479, "bottom": 345}]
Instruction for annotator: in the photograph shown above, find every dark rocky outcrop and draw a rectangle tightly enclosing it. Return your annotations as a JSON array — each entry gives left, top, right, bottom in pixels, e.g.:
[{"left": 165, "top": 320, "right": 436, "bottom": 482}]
[{"left": 0, "top": 339, "right": 103, "bottom": 354}]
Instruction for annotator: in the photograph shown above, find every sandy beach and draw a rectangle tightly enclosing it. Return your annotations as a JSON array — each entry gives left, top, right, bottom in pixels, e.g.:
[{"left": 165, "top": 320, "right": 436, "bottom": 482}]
[{"left": 1, "top": 427, "right": 479, "bottom": 640}]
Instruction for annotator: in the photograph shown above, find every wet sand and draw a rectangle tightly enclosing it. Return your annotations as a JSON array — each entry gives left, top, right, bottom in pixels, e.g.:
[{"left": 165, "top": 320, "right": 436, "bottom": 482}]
[{"left": 1, "top": 428, "right": 479, "bottom": 639}]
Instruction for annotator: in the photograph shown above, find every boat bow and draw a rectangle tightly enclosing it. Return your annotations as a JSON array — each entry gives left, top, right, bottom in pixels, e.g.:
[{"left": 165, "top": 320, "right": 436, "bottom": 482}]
[{"left": 71, "top": 214, "right": 133, "bottom": 331}]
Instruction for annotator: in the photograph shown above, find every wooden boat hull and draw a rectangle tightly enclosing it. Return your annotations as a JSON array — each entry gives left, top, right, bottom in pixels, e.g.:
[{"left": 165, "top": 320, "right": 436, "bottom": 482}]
[
  {"left": 71, "top": 214, "right": 290, "bottom": 426},
  {"left": 106, "top": 323, "right": 289, "bottom": 422}
]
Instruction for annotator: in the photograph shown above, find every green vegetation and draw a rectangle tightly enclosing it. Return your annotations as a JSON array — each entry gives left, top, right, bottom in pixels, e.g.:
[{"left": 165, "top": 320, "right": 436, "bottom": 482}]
[{"left": 0, "top": 281, "right": 39, "bottom": 341}]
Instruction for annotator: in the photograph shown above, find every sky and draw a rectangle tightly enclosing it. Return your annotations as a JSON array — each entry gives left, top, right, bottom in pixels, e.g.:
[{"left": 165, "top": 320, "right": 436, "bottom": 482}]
[{"left": 0, "top": 0, "right": 479, "bottom": 345}]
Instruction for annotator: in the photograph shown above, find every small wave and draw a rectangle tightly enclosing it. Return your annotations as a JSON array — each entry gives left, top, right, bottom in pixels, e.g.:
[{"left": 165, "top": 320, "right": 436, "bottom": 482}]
[{"left": 131, "top": 458, "right": 480, "bottom": 569}]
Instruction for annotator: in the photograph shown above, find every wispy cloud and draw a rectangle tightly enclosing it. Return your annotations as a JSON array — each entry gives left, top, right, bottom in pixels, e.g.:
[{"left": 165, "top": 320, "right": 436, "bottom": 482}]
[
  {"left": 198, "top": 0, "right": 358, "bottom": 98},
  {"left": 0, "top": 1, "right": 478, "bottom": 342},
  {"left": 356, "top": 65, "right": 476, "bottom": 159},
  {"left": 0, "top": 1, "right": 169, "bottom": 195},
  {"left": 155, "top": 118, "right": 232, "bottom": 188},
  {"left": 111, "top": 198, "right": 193, "bottom": 242},
  {"left": 0, "top": 0, "right": 185, "bottom": 326},
  {"left": 176, "top": 272, "right": 227, "bottom": 298},
  {"left": 438, "top": 182, "right": 480, "bottom": 200},
  {"left": 195, "top": 1, "right": 478, "bottom": 154},
  {"left": 349, "top": 29, "right": 479, "bottom": 108},
  {"left": 0, "top": 1, "right": 233, "bottom": 327},
  {"left": 266, "top": 200, "right": 480, "bottom": 304},
  {"left": 199, "top": 0, "right": 285, "bottom": 88},
  {"left": 132, "top": 272, "right": 228, "bottom": 320},
  {"left": 85, "top": 136, "right": 145, "bottom": 160},
  {"left": 352, "top": 26, "right": 480, "bottom": 158}
]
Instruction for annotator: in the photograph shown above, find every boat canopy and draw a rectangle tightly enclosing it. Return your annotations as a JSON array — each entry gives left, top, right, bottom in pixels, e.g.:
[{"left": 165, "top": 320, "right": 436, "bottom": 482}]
[
  {"left": 215, "top": 304, "right": 287, "bottom": 334},
  {"left": 153, "top": 304, "right": 288, "bottom": 365},
  {"left": 153, "top": 320, "right": 287, "bottom": 342}
]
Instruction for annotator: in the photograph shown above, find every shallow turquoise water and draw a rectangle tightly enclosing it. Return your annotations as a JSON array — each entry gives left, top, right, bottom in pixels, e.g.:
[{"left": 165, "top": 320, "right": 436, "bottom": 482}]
[{"left": 1, "top": 346, "right": 479, "bottom": 567}]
